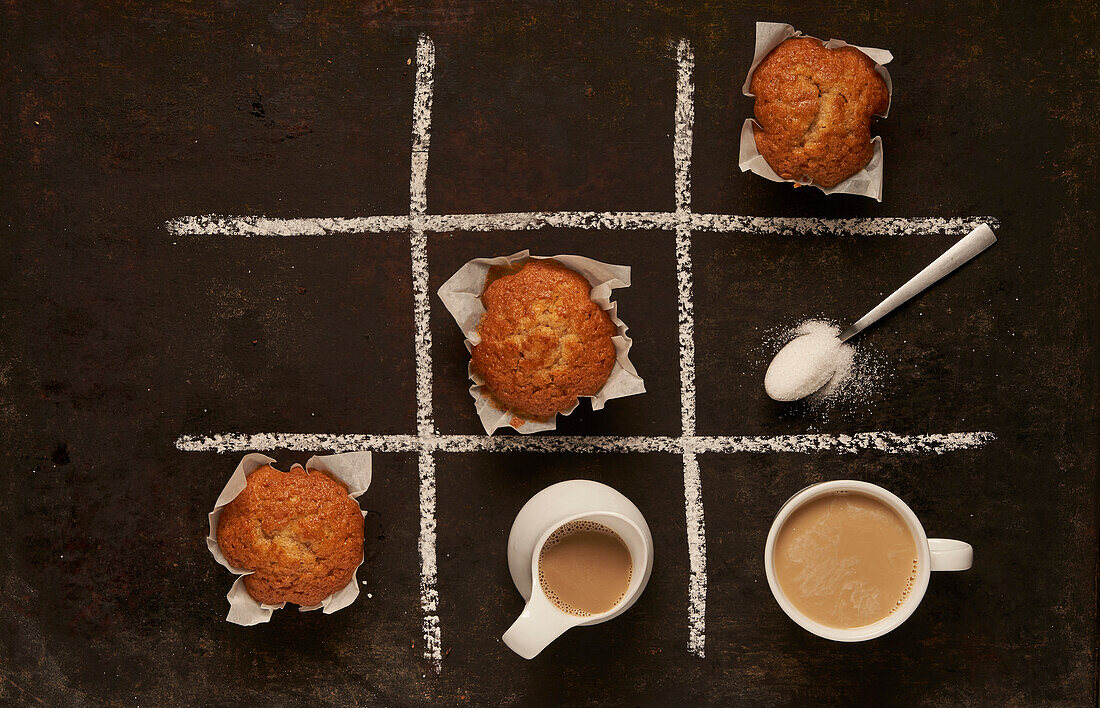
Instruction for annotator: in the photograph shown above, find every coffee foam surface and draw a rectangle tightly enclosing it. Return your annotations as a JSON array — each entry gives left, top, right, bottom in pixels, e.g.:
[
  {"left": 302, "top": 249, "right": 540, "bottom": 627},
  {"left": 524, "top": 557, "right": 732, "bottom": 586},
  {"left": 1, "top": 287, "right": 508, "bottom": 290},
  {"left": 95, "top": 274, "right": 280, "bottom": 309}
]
[{"left": 538, "top": 520, "right": 633, "bottom": 617}]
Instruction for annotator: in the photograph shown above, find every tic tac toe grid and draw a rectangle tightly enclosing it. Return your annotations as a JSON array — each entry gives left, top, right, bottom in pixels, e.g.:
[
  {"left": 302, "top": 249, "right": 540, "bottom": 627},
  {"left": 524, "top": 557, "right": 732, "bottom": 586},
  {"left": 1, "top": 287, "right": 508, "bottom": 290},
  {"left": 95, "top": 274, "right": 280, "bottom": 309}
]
[{"left": 171, "top": 35, "right": 998, "bottom": 673}]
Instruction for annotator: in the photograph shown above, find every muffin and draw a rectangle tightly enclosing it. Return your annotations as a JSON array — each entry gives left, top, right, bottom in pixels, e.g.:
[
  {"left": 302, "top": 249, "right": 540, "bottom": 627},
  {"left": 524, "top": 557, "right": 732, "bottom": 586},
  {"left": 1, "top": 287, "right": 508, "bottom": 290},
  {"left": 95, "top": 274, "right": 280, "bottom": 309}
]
[
  {"left": 471, "top": 259, "right": 616, "bottom": 421},
  {"left": 750, "top": 37, "right": 889, "bottom": 187},
  {"left": 217, "top": 464, "right": 364, "bottom": 606}
]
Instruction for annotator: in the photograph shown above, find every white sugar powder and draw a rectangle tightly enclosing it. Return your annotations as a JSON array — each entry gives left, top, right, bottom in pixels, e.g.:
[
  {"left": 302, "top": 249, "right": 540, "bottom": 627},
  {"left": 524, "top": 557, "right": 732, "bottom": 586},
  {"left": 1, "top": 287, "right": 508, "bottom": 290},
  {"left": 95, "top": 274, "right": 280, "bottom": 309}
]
[
  {"left": 763, "top": 319, "right": 885, "bottom": 415},
  {"left": 764, "top": 320, "right": 847, "bottom": 401}
]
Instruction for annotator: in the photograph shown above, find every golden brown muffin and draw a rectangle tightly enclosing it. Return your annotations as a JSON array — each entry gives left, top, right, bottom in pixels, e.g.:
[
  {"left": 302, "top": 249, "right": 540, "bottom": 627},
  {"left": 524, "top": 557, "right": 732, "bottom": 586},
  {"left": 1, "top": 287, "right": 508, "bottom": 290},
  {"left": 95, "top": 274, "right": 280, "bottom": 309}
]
[
  {"left": 217, "top": 464, "right": 364, "bottom": 606},
  {"left": 750, "top": 37, "right": 889, "bottom": 187},
  {"left": 471, "top": 259, "right": 616, "bottom": 421}
]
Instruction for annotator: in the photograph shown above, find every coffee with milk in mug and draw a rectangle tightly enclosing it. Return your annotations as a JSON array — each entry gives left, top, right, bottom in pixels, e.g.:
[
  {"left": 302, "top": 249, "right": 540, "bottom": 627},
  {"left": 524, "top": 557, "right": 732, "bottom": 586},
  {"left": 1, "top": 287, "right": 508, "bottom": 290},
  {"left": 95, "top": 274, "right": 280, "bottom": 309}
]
[{"left": 773, "top": 491, "right": 919, "bottom": 629}]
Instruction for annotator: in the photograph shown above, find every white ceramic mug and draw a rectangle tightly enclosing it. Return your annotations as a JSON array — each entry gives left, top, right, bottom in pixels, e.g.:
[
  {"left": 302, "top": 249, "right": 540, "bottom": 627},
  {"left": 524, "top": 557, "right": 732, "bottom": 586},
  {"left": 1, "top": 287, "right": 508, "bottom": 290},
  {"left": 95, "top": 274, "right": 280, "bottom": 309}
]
[
  {"left": 764, "top": 480, "right": 972, "bottom": 642},
  {"left": 502, "top": 480, "right": 654, "bottom": 659}
]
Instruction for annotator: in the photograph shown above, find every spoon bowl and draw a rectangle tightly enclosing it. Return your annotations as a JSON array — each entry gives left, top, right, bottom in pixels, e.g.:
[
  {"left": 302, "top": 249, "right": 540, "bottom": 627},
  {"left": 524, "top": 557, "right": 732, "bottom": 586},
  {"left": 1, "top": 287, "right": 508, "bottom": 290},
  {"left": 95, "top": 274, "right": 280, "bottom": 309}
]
[{"left": 764, "top": 328, "right": 843, "bottom": 402}]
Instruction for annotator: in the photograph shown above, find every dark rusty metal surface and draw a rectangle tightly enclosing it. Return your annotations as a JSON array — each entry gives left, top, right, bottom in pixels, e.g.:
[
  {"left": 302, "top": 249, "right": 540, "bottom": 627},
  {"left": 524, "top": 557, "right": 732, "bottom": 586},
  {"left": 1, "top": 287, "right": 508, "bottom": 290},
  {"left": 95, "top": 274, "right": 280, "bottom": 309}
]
[{"left": 1, "top": 1, "right": 1097, "bottom": 705}]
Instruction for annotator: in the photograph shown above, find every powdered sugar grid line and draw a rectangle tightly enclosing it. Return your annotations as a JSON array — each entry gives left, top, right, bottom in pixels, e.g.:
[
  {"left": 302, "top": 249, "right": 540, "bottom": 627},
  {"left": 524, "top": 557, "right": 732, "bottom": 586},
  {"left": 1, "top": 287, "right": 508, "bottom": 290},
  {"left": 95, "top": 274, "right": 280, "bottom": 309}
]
[
  {"left": 171, "top": 35, "right": 997, "bottom": 670},
  {"left": 168, "top": 213, "right": 999, "bottom": 237},
  {"left": 410, "top": 35, "right": 441, "bottom": 674},
  {"left": 178, "top": 432, "right": 995, "bottom": 455},
  {"left": 673, "top": 39, "right": 707, "bottom": 658}
]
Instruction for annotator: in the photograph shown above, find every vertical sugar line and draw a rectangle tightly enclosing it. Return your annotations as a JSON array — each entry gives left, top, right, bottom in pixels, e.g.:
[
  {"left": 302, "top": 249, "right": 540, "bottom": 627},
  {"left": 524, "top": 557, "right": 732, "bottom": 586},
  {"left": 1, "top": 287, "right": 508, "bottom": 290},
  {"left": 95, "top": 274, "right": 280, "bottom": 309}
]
[
  {"left": 411, "top": 32, "right": 436, "bottom": 436},
  {"left": 418, "top": 449, "right": 441, "bottom": 671},
  {"left": 674, "top": 38, "right": 696, "bottom": 437},
  {"left": 682, "top": 449, "right": 706, "bottom": 656},
  {"left": 674, "top": 38, "right": 707, "bottom": 658},
  {"left": 410, "top": 33, "right": 442, "bottom": 673}
]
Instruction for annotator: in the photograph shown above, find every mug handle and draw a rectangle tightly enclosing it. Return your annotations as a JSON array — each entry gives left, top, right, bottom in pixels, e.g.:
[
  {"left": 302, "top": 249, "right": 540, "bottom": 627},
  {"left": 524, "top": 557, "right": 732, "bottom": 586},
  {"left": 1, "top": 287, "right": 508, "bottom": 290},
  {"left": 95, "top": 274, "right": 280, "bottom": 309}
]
[
  {"left": 502, "top": 594, "right": 577, "bottom": 660},
  {"left": 928, "top": 538, "right": 973, "bottom": 571}
]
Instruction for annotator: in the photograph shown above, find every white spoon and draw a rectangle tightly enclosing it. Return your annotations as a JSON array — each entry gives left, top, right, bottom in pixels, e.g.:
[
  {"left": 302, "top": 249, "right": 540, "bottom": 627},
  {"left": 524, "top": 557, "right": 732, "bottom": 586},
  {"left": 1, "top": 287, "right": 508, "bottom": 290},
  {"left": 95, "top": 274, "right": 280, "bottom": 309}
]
[{"left": 764, "top": 223, "right": 998, "bottom": 402}]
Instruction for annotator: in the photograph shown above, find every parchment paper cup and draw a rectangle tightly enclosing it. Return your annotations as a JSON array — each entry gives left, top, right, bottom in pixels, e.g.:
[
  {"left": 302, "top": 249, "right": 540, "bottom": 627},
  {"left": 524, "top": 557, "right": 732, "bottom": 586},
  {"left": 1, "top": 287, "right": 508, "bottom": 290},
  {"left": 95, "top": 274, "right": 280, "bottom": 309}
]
[
  {"left": 206, "top": 451, "right": 372, "bottom": 625},
  {"left": 438, "top": 251, "right": 646, "bottom": 434},
  {"left": 739, "top": 21, "right": 894, "bottom": 201}
]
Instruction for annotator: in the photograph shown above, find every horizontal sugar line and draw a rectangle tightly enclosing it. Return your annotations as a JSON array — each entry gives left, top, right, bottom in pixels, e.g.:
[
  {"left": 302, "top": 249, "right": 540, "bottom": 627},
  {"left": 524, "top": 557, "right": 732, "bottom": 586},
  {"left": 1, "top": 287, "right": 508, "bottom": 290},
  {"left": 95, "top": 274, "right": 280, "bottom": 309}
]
[
  {"left": 166, "top": 214, "right": 410, "bottom": 236},
  {"left": 436, "top": 435, "right": 685, "bottom": 453},
  {"left": 690, "top": 431, "right": 997, "bottom": 454},
  {"left": 175, "top": 432, "right": 423, "bottom": 453},
  {"left": 175, "top": 431, "right": 994, "bottom": 455},
  {"left": 689, "top": 214, "right": 1001, "bottom": 236},
  {"left": 166, "top": 212, "right": 675, "bottom": 235},
  {"left": 423, "top": 211, "right": 676, "bottom": 232},
  {"left": 174, "top": 432, "right": 683, "bottom": 454},
  {"left": 166, "top": 213, "right": 1000, "bottom": 237}
]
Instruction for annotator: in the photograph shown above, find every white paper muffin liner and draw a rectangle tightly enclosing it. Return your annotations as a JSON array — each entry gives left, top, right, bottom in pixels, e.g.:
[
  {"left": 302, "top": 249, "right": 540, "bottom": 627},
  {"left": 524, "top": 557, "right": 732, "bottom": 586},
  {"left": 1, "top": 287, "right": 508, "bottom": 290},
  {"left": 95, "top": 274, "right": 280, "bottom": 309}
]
[
  {"left": 438, "top": 251, "right": 646, "bottom": 434},
  {"left": 739, "top": 21, "right": 894, "bottom": 201},
  {"left": 206, "top": 451, "right": 373, "bottom": 626}
]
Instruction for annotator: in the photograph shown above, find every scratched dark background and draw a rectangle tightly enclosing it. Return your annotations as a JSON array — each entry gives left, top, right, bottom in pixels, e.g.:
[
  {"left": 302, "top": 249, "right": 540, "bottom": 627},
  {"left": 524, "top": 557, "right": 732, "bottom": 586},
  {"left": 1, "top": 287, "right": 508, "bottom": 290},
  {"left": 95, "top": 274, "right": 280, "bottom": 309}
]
[{"left": 2, "top": 0, "right": 1097, "bottom": 705}]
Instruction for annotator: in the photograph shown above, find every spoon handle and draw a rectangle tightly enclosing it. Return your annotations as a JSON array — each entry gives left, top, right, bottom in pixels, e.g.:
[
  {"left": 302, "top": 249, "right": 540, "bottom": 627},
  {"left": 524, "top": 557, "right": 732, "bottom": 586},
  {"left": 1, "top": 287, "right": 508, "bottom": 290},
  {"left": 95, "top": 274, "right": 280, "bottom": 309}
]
[{"left": 839, "top": 223, "right": 997, "bottom": 343}]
